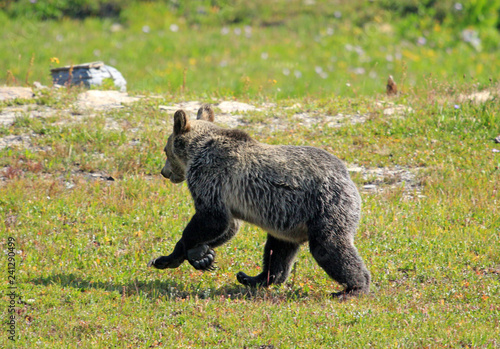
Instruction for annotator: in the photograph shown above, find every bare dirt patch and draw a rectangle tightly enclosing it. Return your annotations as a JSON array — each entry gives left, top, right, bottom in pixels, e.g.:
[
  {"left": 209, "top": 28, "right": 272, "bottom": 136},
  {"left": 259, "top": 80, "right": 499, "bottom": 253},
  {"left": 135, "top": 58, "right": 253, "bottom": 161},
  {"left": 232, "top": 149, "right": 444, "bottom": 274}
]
[
  {"left": 159, "top": 100, "right": 263, "bottom": 128},
  {"left": 377, "top": 102, "right": 414, "bottom": 117},
  {"left": 76, "top": 90, "right": 140, "bottom": 110},
  {"left": 0, "top": 86, "right": 34, "bottom": 101},
  {"left": 458, "top": 90, "right": 497, "bottom": 104},
  {"left": 0, "top": 134, "right": 32, "bottom": 150},
  {"left": 0, "top": 167, "right": 119, "bottom": 188},
  {"left": 293, "top": 112, "right": 368, "bottom": 128},
  {"left": 1, "top": 89, "right": 423, "bottom": 194},
  {"left": 158, "top": 101, "right": 375, "bottom": 131},
  {"left": 0, "top": 104, "right": 56, "bottom": 126},
  {"left": 348, "top": 165, "right": 423, "bottom": 196}
]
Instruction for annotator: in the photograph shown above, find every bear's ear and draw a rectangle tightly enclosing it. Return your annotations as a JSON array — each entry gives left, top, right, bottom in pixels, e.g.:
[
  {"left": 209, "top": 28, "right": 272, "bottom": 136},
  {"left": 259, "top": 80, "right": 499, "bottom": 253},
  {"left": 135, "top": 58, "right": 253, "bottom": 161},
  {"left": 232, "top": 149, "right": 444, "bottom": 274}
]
[
  {"left": 173, "top": 109, "right": 191, "bottom": 134},
  {"left": 196, "top": 104, "right": 215, "bottom": 122}
]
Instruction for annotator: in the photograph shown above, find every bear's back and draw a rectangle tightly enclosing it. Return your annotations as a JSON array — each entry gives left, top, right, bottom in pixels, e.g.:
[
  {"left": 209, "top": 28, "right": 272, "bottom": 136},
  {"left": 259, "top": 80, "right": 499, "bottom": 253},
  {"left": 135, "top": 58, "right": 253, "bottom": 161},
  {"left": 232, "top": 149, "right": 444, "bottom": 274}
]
[{"left": 186, "top": 123, "right": 359, "bottom": 240}]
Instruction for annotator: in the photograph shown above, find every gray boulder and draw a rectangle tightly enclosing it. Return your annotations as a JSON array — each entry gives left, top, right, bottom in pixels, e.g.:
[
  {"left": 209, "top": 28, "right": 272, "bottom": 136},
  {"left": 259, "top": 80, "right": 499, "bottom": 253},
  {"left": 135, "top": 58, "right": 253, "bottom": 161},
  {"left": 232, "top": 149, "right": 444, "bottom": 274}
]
[{"left": 50, "top": 61, "right": 127, "bottom": 91}]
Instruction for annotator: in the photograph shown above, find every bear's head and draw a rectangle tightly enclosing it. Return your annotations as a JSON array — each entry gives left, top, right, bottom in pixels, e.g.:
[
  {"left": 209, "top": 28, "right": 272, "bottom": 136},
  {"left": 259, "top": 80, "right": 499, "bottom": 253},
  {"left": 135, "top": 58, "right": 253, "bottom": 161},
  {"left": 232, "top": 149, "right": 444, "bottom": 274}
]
[{"left": 161, "top": 105, "right": 215, "bottom": 183}]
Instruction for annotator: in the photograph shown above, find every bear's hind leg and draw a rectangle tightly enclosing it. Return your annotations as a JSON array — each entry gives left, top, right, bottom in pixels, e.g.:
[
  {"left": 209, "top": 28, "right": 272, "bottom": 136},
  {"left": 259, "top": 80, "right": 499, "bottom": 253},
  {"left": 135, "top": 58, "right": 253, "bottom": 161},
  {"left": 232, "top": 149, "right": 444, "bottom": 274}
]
[
  {"left": 237, "top": 234, "right": 300, "bottom": 287},
  {"left": 309, "top": 233, "right": 370, "bottom": 298}
]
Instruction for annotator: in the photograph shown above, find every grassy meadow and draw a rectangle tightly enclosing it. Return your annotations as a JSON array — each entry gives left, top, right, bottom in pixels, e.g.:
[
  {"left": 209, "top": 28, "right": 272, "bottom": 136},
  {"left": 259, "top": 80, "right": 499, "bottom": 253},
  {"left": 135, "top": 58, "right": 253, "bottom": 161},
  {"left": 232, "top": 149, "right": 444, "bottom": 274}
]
[
  {"left": 2, "top": 1, "right": 500, "bottom": 98},
  {"left": 1, "top": 1, "right": 500, "bottom": 348}
]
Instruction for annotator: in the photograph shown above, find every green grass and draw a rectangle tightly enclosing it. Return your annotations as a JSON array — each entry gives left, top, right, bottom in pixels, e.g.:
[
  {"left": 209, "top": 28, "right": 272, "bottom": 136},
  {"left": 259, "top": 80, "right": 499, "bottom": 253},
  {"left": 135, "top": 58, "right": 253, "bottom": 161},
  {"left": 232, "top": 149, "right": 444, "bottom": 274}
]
[
  {"left": 1, "top": 1, "right": 500, "bottom": 98},
  {"left": 1, "top": 90, "right": 499, "bottom": 348},
  {"left": 1, "top": 2, "right": 500, "bottom": 348}
]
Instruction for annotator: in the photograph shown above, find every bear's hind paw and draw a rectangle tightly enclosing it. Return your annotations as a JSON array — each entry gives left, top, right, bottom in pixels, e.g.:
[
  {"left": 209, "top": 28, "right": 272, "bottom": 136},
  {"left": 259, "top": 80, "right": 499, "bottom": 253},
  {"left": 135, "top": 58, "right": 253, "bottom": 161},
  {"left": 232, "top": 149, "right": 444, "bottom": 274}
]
[
  {"left": 331, "top": 286, "right": 369, "bottom": 300},
  {"left": 236, "top": 272, "right": 272, "bottom": 287}
]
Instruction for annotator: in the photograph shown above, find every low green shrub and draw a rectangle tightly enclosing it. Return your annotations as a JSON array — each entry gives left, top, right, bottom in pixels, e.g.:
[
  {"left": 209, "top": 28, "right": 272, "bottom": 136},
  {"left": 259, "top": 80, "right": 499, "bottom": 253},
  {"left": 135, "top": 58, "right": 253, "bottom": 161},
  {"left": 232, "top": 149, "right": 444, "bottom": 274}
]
[
  {"left": 379, "top": 0, "right": 500, "bottom": 30},
  {"left": 3, "top": 0, "right": 500, "bottom": 32},
  {"left": 1, "top": 0, "right": 129, "bottom": 20}
]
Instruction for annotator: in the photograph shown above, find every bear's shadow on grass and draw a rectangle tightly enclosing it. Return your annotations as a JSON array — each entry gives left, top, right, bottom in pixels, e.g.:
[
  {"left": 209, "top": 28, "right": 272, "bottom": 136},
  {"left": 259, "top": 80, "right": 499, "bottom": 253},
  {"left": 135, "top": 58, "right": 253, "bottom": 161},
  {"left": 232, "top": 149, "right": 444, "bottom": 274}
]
[{"left": 30, "top": 273, "right": 312, "bottom": 301}]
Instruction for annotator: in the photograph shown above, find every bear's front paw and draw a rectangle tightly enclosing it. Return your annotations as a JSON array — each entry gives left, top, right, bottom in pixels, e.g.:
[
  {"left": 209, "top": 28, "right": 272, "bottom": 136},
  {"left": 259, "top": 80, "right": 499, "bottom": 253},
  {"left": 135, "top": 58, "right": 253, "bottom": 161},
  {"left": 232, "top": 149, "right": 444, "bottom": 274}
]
[
  {"left": 187, "top": 244, "right": 216, "bottom": 271},
  {"left": 148, "top": 255, "right": 184, "bottom": 269}
]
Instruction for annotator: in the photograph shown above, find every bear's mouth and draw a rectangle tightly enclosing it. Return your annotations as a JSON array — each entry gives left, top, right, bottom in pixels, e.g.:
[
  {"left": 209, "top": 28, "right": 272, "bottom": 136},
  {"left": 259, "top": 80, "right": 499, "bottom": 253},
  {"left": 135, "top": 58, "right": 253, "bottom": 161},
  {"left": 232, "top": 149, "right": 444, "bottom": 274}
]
[
  {"left": 168, "top": 172, "right": 185, "bottom": 183},
  {"left": 161, "top": 166, "right": 185, "bottom": 183},
  {"left": 170, "top": 176, "right": 184, "bottom": 184}
]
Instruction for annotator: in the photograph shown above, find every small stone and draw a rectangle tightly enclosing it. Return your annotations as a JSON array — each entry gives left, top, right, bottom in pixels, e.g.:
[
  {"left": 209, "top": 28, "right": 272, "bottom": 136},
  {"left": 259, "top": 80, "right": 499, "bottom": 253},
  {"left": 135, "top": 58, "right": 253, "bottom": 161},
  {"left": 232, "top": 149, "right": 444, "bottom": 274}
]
[
  {"left": 32, "top": 81, "right": 47, "bottom": 90},
  {"left": 110, "top": 23, "right": 123, "bottom": 32}
]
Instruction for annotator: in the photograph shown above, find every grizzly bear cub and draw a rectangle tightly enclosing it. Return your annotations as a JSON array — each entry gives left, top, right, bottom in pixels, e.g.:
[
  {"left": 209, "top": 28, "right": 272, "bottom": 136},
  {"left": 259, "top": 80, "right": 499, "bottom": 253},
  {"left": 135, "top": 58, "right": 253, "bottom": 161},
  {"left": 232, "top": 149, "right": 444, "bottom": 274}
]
[{"left": 148, "top": 105, "right": 370, "bottom": 298}]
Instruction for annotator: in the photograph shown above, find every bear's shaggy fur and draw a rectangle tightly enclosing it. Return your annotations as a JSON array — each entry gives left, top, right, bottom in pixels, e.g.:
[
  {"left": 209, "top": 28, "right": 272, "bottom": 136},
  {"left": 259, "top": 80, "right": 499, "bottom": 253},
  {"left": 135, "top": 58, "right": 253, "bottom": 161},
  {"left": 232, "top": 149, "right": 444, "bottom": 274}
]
[{"left": 148, "top": 105, "right": 370, "bottom": 297}]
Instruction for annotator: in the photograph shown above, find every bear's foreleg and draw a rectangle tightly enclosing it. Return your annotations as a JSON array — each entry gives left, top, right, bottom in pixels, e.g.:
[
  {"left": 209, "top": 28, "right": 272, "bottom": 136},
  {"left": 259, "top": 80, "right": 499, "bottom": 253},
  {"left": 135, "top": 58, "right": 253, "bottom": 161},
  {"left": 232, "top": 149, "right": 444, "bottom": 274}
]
[
  {"left": 148, "top": 240, "right": 185, "bottom": 269},
  {"left": 149, "top": 207, "right": 237, "bottom": 271}
]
